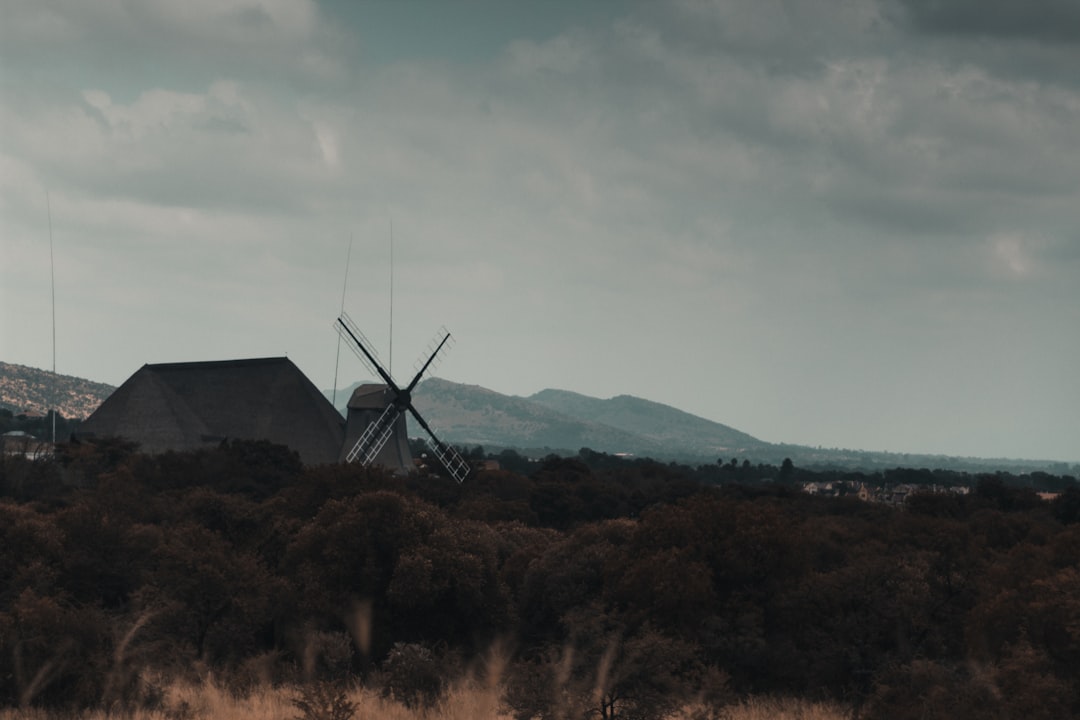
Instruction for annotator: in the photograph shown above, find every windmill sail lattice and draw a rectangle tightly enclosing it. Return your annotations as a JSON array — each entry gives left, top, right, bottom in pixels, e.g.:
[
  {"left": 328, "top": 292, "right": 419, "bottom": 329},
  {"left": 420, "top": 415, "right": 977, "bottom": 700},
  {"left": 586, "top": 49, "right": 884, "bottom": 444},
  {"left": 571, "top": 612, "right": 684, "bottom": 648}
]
[
  {"left": 345, "top": 403, "right": 398, "bottom": 465},
  {"left": 335, "top": 312, "right": 469, "bottom": 482}
]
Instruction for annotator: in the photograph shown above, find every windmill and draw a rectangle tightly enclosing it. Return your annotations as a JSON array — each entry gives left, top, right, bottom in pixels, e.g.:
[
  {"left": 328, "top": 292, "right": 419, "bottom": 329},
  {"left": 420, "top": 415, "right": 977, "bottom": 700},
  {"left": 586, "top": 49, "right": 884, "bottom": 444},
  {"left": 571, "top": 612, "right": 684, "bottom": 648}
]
[{"left": 334, "top": 312, "right": 470, "bottom": 482}]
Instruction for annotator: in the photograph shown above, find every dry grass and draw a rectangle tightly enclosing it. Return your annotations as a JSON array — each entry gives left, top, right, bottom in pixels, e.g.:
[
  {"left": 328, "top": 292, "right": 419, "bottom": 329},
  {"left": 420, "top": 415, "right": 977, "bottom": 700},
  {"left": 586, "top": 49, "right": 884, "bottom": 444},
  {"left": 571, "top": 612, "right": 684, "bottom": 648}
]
[
  {"left": 0, "top": 631, "right": 847, "bottom": 720},
  {"left": 0, "top": 677, "right": 514, "bottom": 720},
  {"left": 0, "top": 681, "right": 851, "bottom": 720},
  {"left": 717, "top": 696, "right": 852, "bottom": 720}
]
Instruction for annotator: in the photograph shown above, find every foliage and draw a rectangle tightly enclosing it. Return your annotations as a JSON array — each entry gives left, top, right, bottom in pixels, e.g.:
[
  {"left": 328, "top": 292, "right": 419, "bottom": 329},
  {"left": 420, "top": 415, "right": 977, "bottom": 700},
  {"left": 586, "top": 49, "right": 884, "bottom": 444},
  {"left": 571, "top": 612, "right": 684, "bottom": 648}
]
[
  {"left": 291, "top": 681, "right": 356, "bottom": 720},
  {"left": 379, "top": 643, "right": 445, "bottom": 709},
  {"left": 0, "top": 439, "right": 1077, "bottom": 715}
]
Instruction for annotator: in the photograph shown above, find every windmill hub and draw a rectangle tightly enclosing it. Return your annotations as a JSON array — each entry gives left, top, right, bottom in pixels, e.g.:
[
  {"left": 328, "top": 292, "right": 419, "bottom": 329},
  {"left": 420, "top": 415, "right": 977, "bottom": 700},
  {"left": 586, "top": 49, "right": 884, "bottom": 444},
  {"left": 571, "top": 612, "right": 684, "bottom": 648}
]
[{"left": 394, "top": 389, "right": 412, "bottom": 408}]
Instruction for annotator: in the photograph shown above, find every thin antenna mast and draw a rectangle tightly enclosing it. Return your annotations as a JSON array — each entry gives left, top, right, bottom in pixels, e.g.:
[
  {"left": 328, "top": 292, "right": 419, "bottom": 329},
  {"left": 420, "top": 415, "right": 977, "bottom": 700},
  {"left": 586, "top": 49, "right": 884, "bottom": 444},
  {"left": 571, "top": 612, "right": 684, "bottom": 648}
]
[
  {"left": 388, "top": 216, "right": 394, "bottom": 378},
  {"left": 331, "top": 233, "right": 353, "bottom": 409},
  {"left": 46, "top": 190, "right": 56, "bottom": 444}
]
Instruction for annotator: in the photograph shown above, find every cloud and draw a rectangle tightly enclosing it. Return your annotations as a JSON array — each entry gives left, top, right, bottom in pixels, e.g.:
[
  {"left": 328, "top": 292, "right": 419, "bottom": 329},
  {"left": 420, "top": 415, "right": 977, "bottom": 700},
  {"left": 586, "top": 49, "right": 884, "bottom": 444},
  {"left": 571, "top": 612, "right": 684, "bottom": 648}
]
[
  {"left": 898, "top": 0, "right": 1080, "bottom": 44},
  {"left": 584, "top": 4, "right": 1080, "bottom": 263},
  {"left": 4, "top": 80, "right": 351, "bottom": 217},
  {"left": 2, "top": 0, "right": 1077, "bottom": 459},
  {"left": 989, "top": 232, "right": 1036, "bottom": 277},
  {"left": 0, "top": 0, "right": 344, "bottom": 95},
  {"left": 6, "top": 0, "right": 1077, "bottom": 296}
]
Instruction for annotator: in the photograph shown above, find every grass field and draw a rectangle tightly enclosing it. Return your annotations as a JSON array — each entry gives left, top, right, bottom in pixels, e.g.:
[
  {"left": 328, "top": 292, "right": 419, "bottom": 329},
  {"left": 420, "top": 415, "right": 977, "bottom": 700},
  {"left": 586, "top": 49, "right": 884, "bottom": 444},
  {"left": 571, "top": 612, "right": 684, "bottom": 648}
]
[{"left": 0, "top": 677, "right": 851, "bottom": 720}]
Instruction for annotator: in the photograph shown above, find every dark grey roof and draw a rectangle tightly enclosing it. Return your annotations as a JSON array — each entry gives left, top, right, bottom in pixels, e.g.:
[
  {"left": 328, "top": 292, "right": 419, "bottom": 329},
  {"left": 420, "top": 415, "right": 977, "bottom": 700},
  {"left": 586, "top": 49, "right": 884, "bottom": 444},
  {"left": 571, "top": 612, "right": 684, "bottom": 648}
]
[{"left": 77, "top": 357, "right": 345, "bottom": 465}]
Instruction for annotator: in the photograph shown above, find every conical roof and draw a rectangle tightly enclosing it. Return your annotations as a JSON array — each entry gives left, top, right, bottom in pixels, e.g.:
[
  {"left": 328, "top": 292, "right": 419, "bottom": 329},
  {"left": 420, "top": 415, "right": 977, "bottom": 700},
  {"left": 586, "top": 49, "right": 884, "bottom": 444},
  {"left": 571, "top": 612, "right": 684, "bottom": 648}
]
[{"left": 77, "top": 357, "right": 345, "bottom": 465}]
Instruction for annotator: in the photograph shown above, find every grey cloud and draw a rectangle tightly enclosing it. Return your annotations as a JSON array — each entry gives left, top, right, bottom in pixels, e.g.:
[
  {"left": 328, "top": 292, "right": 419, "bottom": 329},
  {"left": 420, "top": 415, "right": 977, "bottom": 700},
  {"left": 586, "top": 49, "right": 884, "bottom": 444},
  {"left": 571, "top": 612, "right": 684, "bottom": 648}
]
[
  {"left": 197, "top": 116, "right": 252, "bottom": 135},
  {"left": 640, "top": 0, "right": 897, "bottom": 68},
  {"left": 4, "top": 1, "right": 1078, "bottom": 460},
  {"left": 0, "top": 0, "right": 348, "bottom": 98},
  {"left": 889, "top": 0, "right": 1080, "bottom": 89},
  {"left": 825, "top": 184, "right": 977, "bottom": 235},
  {"left": 230, "top": 5, "right": 277, "bottom": 31},
  {"left": 899, "top": 0, "right": 1080, "bottom": 44}
]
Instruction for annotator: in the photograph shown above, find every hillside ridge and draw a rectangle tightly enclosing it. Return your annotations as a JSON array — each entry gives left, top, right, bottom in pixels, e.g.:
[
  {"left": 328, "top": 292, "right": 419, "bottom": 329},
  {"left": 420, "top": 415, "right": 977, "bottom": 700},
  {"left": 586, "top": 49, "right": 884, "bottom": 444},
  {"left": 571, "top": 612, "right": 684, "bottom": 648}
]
[
  {"left": 410, "top": 377, "right": 671, "bottom": 455},
  {"left": 527, "top": 386, "right": 763, "bottom": 452},
  {"left": 0, "top": 361, "right": 115, "bottom": 419}
]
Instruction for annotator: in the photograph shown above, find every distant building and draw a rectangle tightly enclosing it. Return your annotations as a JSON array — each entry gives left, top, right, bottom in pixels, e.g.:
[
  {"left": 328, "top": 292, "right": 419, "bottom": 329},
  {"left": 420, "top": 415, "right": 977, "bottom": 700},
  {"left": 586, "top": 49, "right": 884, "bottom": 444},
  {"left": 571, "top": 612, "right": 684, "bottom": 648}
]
[
  {"left": 75, "top": 357, "right": 345, "bottom": 465},
  {"left": 2, "top": 430, "right": 51, "bottom": 458}
]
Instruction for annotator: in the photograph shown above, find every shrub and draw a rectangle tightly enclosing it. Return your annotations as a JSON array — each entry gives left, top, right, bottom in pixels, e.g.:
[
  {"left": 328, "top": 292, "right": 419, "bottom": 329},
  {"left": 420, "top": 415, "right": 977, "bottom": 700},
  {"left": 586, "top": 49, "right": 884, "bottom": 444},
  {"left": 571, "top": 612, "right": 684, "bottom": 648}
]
[
  {"left": 862, "top": 660, "right": 1002, "bottom": 720},
  {"left": 380, "top": 642, "right": 446, "bottom": 709},
  {"left": 291, "top": 681, "right": 357, "bottom": 720}
]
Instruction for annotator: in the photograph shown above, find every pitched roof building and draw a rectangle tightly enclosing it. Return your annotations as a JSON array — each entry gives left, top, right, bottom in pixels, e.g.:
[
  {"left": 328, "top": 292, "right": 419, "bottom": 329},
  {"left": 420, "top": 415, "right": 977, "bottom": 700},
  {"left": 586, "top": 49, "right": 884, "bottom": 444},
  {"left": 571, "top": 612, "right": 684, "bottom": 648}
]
[{"left": 75, "top": 357, "right": 345, "bottom": 465}]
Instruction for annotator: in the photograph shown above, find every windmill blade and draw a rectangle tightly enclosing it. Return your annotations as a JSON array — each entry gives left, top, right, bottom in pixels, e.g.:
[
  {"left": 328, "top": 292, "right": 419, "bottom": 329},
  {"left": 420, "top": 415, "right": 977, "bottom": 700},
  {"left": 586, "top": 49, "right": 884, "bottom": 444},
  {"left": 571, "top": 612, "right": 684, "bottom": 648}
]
[
  {"left": 405, "top": 327, "right": 454, "bottom": 393},
  {"left": 345, "top": 403, "right": 400, "bottom": 466},
  {"left": 408, "top": 406, "right": 469, "bottom": 483},
  {"left": 425, "top": 435, "right": 470, "bottom": 483},
  {"left": 335, "top": 312, "right": 398, "bottom": 389}
]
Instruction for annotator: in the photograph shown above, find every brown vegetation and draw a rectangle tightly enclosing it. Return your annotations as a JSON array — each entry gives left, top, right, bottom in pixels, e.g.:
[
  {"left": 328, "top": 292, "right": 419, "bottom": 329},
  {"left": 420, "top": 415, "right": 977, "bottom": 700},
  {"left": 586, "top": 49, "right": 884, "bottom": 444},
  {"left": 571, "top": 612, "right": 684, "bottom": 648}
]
[
  {"left": 0, "top": 680, "right": 851, "bottom": 720},
  {"left": 0, "top": 440, "right": 1077, "bottom": 717}
]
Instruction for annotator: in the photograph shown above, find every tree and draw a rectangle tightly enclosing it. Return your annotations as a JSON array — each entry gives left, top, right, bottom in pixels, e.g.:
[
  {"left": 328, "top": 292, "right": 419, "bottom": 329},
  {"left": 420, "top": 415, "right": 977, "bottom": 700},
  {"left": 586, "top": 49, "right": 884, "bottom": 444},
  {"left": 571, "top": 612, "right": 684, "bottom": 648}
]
[
  {"left": 584, "top": 626, "right": 699, "bottom": 720},
  {"left": 138, "top": 522, "right": 281, "bottom": 661},
  {"left": 778, "top": 457, "right": 794, "bottom": 483},
  {"left": 385, "top": 517, "right": 511, "bottom": 649}
]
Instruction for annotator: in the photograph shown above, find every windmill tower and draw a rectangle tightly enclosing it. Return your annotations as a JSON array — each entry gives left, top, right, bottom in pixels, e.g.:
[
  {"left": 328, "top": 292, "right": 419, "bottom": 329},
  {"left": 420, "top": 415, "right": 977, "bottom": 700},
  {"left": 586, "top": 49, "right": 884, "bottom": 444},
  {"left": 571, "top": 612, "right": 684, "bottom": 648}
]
[{"left": 334, "top": 312, "right": 470, "bottom": 482}]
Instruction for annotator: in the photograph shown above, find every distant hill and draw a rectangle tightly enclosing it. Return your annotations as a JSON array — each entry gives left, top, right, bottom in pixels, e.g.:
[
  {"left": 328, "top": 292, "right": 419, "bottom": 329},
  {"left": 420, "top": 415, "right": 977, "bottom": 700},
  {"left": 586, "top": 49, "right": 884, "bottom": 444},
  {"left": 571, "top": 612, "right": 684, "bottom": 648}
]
[
  {"left": 527, "top": 388, "right": 764, "bottom": 456},
  {"left": 325, "top": 377, "right": 724, "bottom": 458},
  {"left": 329, "top": 377, "right": 1075, "bottom": 472},
  {"left": 325, "top": 381, "right": 364, "bottom": 416},
  {"left": 408, "top": 378, "right": 677, "bottom": 455},
  {"left": 331, "top": 377, "right": 766, "bottom": 461},
  {"left": 0, "top": 361, "right": 114, "bottom": 419}
]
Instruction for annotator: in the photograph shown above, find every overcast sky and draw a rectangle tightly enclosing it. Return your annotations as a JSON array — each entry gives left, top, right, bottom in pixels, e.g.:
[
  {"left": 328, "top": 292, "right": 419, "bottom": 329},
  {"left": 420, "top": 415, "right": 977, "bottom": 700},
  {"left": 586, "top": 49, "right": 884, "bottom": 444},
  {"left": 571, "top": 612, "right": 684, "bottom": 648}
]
[{"left": 2, "top": 0, "right": 1078, "bottom": 462}]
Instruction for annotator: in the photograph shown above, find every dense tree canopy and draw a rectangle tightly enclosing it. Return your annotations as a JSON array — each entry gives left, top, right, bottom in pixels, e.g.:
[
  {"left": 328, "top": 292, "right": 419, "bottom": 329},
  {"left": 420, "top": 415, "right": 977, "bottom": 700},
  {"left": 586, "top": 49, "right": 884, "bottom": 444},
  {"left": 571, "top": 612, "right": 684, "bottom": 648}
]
[{"left": 0, "top": 440, "right": 1077, "bottom": 717}]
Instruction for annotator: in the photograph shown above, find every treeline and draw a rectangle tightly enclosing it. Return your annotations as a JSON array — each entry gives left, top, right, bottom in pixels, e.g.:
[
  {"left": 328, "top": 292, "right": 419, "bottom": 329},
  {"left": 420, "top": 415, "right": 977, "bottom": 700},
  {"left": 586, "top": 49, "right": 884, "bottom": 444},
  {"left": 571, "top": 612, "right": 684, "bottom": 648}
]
[
  {"left": 0, "top": 408, "right": 81, "bottom": 444},
  {"left": 476, "top": 444, "right": 1079, "bottom": 494},
  {"left": 1, "top": 440, "right": 1078, "bottom": 718}
]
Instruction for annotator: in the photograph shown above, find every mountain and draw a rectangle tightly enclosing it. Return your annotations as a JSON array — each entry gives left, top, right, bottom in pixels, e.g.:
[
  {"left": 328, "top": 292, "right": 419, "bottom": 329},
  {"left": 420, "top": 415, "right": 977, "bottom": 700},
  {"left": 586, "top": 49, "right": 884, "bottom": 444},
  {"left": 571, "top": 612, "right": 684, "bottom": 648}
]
[
  {"left": 325, "top": 381, "right": 364, "bottom": 416},
  {"left": 378, "top": 377, "right": 769, "bottom": 461},
  {"left": 375, "top": 379, "right": 1074, "bottom": 472},
  {"left": 528, "top": 388, "right": 764, "bottom": 456},
  {"left": 0, "top": 361, "right": 114, "bottom": 419},
  {"left": 408, "top": 378, "right": 677, "bottom": 455}
]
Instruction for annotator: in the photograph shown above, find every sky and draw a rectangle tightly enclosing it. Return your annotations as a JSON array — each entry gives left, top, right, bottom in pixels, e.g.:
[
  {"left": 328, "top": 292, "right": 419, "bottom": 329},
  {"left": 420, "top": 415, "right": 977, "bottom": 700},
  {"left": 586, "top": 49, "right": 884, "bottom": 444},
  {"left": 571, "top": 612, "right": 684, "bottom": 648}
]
[{"left": 1, "top": 0, "right": 1078, "bottom": 463}]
